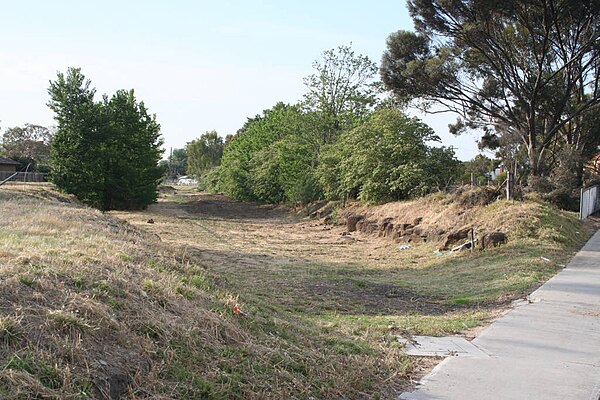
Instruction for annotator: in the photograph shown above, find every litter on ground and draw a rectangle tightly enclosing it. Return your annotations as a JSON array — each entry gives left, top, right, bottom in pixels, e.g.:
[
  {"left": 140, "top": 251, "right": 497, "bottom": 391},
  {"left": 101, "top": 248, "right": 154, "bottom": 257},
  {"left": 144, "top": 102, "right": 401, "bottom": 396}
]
[{"left": 398, "top": 335, "right": 490, "bottom": 358}]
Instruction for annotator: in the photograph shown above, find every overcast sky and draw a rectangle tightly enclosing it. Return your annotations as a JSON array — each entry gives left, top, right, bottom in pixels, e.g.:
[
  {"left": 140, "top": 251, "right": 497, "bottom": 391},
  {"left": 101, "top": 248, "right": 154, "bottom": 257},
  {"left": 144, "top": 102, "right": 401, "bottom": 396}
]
[{"left": 0, "top": 0, "right": 482, "bottom": 160}]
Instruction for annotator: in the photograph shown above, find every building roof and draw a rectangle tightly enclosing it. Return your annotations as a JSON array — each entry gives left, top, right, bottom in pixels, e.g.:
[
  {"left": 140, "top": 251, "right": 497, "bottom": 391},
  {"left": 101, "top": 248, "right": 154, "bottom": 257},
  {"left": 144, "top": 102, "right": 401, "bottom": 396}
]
[{"left": 0, "top": 157, "right": 20, "bottom": 165}]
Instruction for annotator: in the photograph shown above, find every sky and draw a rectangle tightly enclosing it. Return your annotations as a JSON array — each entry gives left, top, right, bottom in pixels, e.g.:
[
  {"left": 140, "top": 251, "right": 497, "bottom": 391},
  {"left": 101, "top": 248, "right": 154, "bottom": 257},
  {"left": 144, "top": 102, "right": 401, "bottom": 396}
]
[{"left": 0, "top": 0, "right": 481, "bottom": 160}]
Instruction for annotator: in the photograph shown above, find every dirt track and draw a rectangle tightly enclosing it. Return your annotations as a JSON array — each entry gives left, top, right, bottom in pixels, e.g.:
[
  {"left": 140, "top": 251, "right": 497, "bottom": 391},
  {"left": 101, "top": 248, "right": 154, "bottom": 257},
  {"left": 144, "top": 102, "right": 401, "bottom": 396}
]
[{"left": 112, "top": 190, "right": 446, "bottom": 315}]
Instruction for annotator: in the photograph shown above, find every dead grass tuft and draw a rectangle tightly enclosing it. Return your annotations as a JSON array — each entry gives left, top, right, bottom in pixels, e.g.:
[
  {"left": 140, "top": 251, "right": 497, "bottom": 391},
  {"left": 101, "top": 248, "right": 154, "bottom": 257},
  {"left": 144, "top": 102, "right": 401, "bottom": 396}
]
[
  {"left": 447, "top": 185, "right": 502, "bottom": 207},
  {"left": 0, "top": 369, "right": 60, "bottom": 399},
  {"left": 0, "top": 315, "right": 23, "bottom": 346},
  {"left": 65, "top": 294, "right": 120, "bottom": 331},
  {"left": 47, "top": 310, "right": 93, "bottom": 333}
]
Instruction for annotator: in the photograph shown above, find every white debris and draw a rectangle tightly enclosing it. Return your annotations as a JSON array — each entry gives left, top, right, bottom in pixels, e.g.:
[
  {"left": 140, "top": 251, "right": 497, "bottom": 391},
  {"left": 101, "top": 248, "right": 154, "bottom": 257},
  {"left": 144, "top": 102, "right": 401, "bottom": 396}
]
[{"left": 398, "top": 336, "right": 490, "bottom": 358}]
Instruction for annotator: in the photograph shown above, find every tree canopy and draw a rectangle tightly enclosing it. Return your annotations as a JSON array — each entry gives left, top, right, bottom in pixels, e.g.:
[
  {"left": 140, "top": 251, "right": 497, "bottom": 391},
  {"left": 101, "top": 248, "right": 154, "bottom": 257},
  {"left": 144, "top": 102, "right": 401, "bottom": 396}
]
[
  {"left": 1, "top": 124, "right": 52, "bottom": 170},
  {"left": 381, "top": 0, "right": 600, "bottom": 180},
  {"left": 303, "top": 44, "right": 380, "bottom": 145},
  {"left": 214, "top": 102, "right": 317, "bottom": 203},
  {"left": 319, "top": 107, "right": 459, "bottom": 202},
  {"left": 165, "top": 148, "right": 188, "bottom": 178},
  {"left": 205, "top": 42, "right": 465, "bottom": 205},
  {"left": 186, "top": 131, "right": 223, "bottom": 178},
  {"left": 48, "top": 68, "right": 163, "bottom": 210}
]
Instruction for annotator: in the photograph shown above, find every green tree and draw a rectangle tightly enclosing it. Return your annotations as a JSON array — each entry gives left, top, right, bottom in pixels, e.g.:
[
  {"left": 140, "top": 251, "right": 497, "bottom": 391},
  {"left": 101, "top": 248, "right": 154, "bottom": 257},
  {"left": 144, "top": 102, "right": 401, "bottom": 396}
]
[
  {"left": 158, "top": 148, "right": 187, "bottom": 183},
  {"left": 1, "top": 124, "right": 52, "bottom": 171},
  {"left": 163, "top": 148, "right": 188, "bottom": 178},
  {"left": 250, "top": 135, "right": 321, "bottom": 204},
  {"left": 157, "top": 159, "right": 170, "bottom": 178},
  {"left": 217, "top": 103, "right": 306, "bottom": 201},
  {"left": 462, "top": 155, "right": 498, "bottom": 185},
  {"left": 316, "top": 143, "right": 344, "bottom": 200},
  {"left": 48, "top": 68, "right": 163, "bottom": 210},
  {"left": 328, "top": 108, "right": 459, "bottom": 202},
  {"left": 186, "top": 131, "right": 223, "bottom": 178},
  {"left": 47, "top": 68, "right": 100, "bottom": 204},
  {"left": 303, "top": 44, "right": 380, "bottom": 145},
  {"left": 214, "top": 102, "right": 323, "bottom": 204},
  {"left": 381, "top": 0, "right": 600, "bottom": 178},
  {"left": 99, "top": 89, "right": 163, "bottom": 210},
  {"left": 553, "top": 105, "right": 600, "bottom": 188}
]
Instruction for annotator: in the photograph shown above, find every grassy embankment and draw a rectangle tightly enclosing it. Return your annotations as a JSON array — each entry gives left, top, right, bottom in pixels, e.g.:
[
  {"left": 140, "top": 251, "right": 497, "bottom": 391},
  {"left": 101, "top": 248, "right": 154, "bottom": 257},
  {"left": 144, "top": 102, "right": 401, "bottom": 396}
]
[{"left": 0, "top": 183, "right": 595, "bottom": 399}]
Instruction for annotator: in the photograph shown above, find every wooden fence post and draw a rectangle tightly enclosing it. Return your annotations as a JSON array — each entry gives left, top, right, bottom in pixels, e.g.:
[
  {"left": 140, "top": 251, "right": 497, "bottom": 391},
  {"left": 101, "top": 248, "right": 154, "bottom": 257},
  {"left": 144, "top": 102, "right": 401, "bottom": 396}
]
[
  {"left": 470, "top": 228, "right": 475, "bottom": 253},
  {"left": 506, "top": 171, "right": 513, "bottom": 200}
]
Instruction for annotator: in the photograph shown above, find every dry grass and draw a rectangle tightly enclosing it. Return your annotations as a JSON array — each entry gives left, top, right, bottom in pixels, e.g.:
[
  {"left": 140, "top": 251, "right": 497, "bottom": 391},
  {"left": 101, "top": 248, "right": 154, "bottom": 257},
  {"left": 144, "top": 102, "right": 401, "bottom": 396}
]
[
  {"left": 0, "top": 183, "right": 595, "bottom": 399},
  {"left": 112, "top": 186, "right": 595, "bottom": 398},
  {"left": 0, "top": 184, "right": 255, "bottom": 398}
]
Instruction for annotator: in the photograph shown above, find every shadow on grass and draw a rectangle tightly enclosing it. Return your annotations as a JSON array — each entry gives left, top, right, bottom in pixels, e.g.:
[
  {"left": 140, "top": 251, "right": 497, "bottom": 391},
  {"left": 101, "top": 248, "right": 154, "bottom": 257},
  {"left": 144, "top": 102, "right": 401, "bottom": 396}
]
[
  {"left": 184, "top": 245, "right": 514, "bottom": 318},
  {"left": 160, "top": 193, "right": 295, "bottom": 222}
]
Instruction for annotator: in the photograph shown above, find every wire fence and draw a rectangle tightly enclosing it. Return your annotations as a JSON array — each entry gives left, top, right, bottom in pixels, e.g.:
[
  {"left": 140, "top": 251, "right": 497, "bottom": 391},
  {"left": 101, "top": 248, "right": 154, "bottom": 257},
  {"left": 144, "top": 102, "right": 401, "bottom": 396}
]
[
  {"left": 579, "top": 185, "right": 600, "bottom": 220},
  {"left": 0, "top": 171, "right": 47, "bottom": 183}
]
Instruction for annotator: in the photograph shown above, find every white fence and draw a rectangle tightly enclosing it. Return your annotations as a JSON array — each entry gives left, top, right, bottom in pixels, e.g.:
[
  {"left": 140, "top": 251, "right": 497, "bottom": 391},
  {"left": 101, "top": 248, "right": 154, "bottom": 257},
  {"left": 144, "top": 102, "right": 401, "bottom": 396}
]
[{"left": 580, "top": 185, "right": 600, "bottom": 220}]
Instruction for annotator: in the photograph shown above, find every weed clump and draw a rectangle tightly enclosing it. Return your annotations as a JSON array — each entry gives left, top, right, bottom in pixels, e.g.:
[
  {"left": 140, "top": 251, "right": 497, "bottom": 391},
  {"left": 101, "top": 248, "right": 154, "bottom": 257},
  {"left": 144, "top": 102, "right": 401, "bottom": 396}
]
[
  {"left": 0, "top": 316, "right": 23, "bottom": 345},
  {"left": 47, "top": 310, "right": 92, "bottom": 333},
  {"left": 450, "top": 186, "right": 500, "bottom": 207}
]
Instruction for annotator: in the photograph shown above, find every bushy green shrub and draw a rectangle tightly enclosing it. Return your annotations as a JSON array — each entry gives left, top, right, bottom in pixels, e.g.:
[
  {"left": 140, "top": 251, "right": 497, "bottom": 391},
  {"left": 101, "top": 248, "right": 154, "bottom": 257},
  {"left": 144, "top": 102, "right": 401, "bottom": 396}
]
[
  {"left": 203, "top": 166, "right": 221, "bottom": 193},
  {"left": 215, "top": 103, "right": 322, "bottom": 205},
  {"left": 326, "top": 108, "right": 460, "bottom": 203},
  {"left": 48, "top": 68, "right": 163, "bottom": 210}
]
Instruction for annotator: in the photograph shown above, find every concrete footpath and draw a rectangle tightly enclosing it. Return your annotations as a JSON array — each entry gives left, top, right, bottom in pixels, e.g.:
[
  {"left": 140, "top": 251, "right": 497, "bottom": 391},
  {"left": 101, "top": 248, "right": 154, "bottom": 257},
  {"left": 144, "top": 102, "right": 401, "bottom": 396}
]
[{"left": 401, "top": 230, "right": 600, "bottom": 400}]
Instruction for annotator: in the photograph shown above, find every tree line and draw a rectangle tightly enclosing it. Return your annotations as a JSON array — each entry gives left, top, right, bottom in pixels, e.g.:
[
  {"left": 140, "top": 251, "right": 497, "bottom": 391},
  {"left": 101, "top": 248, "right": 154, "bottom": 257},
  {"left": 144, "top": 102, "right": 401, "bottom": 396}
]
[
  {"left": 177, "top": 45, "right": 460, "bottom": 205},
  {"left": 381, "top": 0, "right": 600, "bottom": 205},
  {"left": 2, "top": 0, "right": 598, "bottom": 210},
  {"left": 0, "top": 124, "right": 52, "bottom": 172},
  {"left": 183, "top": 0, "right": 600, "bottom": 209}
]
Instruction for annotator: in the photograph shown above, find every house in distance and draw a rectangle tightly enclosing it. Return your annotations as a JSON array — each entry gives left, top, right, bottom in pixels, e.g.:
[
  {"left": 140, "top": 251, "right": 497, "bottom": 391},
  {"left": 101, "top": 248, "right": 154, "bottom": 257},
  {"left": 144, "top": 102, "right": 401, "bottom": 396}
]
[{"left": 0, "top": 157, "right": 20, "bottom": 173}]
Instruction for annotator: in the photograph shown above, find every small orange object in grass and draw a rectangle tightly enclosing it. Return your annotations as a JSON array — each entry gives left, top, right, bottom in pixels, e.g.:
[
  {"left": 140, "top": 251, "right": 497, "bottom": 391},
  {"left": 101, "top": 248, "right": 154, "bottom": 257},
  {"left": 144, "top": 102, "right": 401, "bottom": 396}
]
[{"left": 233, "top": 304, "right": 247, "bottom": 317}]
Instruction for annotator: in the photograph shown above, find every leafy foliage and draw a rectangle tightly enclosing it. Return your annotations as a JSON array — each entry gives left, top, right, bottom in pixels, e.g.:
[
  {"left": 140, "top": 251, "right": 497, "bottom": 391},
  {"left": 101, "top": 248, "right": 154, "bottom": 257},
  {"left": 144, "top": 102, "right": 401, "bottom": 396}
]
[
  {"left": 47, "top": 68, "right": 100, "bottom": 203},
  {"left": 321, "top": 108, "right": 460, "bottom": 202},
  {"left": 381, "top": 0, "right": 600, "bottom": 181},
  {"left": 1, "top": 124, "right": 52, "bottom": 171},
  {"left": 211, "top": 44, "right": 462, "bottom": 206},
  {"left": 216, "top": 103, "right": 315, "bottom": 203},
  {"left": 167, "top": 148, "right": 188, "bottom": 178},
  {"left": 461, "top": 155, "right": 498, "bottom": 185},
  {"left": 48, "top": 68, "right": 163, "bottom": 210},
  {"left": 303, "top": 44, "right": 380, "bottom": 144},
  {"left": 316, "top": 143, "right": 344, "bottom": 200},
  {"left": 158, "top": 148, "right": 187, "bottom": 180},
  {"left": 186, "top": 131, "right": 223, "bottom": 178},
  {"left": 99, "top": 90, "right": 163, "bottom": 209},
  {"left": 251, "top": 135, "right": 322, "bottom": 204}
]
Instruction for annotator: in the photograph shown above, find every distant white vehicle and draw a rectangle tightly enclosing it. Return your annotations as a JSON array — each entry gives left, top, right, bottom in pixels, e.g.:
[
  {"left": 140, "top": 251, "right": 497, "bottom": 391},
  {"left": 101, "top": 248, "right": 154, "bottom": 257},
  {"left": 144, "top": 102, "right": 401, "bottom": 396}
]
[{"left": 177, "top": 176, "right": 197, "bottom": 186}]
